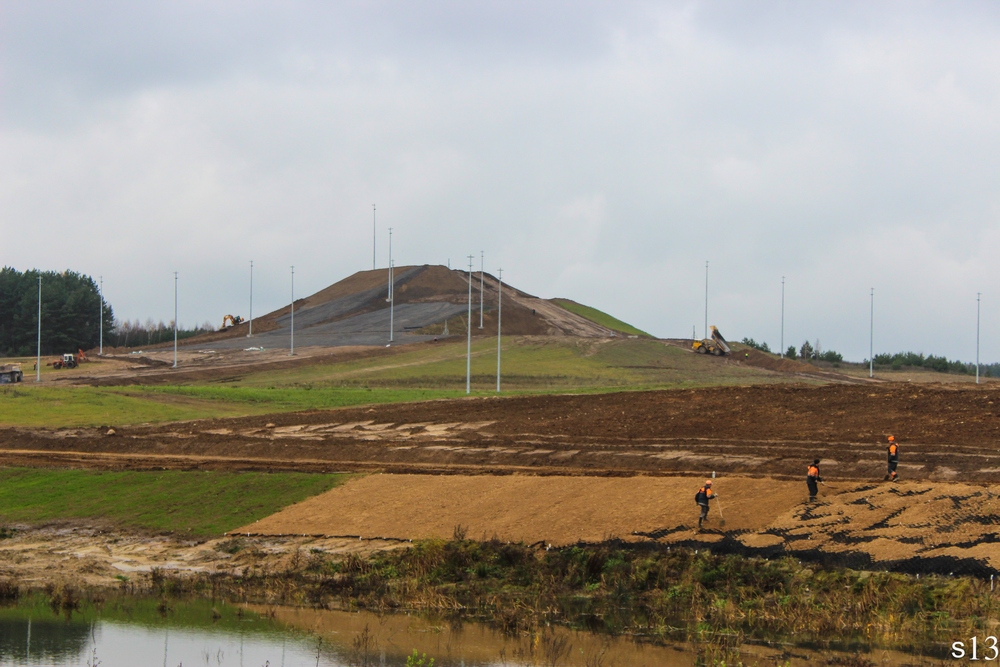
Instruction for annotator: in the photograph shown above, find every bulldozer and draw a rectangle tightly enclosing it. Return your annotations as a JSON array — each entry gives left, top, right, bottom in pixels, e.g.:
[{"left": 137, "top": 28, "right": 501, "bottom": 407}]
[
  {"left": 693, "top": 326, "right": 731, "bottom": 356},
  {"left": 221, "top": 314, "right": 244, "bottom": 330}
]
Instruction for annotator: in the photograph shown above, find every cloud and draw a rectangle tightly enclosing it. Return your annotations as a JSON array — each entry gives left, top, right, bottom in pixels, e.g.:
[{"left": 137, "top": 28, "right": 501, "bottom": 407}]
[{"left": 1, "top": 1, "right": 999, "bottom": 361}]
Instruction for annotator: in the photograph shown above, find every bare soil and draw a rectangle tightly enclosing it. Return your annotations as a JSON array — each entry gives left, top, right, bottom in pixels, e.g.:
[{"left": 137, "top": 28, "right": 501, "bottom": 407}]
[
  {"left": 3, "top": 382, "right": 999, "bottom": 576},
  {"left": 238, "top": 473, "right": 1000, "bottom": 575}
]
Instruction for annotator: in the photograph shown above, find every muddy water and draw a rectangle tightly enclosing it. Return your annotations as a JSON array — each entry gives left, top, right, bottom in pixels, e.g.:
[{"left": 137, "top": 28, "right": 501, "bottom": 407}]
[{"left": 0, "top": 599, "right": 947, "bottom": 667}]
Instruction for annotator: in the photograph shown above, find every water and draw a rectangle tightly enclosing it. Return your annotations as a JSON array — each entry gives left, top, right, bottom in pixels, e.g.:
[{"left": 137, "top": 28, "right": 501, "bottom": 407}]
[{"left": 0, "top": 596, "right": 948, "bottom": 666}]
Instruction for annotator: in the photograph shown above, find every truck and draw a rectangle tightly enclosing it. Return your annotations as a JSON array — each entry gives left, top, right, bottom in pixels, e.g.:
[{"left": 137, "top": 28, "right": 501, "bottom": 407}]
[
  {"left": 693, "top": 326, "right": 731, "bottom": 356},
  {"left": 0, "top": 364, "right": 23, "bottom": 383}
]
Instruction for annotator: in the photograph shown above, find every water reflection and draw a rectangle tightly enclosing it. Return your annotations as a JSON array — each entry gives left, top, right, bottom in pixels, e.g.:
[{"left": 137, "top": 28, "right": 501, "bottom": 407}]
[{"left": 0, "top": 598, "right": 948, "bottom": 667}]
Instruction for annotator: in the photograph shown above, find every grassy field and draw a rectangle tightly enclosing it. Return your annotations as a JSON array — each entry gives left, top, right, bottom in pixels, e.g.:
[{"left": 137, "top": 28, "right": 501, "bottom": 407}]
[
  {"left": 550, "top": 298, "right": 651, "bottom": 337},
  {"left": 0, "top": 337, "right": 800, "bottom": 428},
  {"left": 0, "top": 385, "right": 463, "bottom": 428},
  {"left": 0, "top": 468, "right": 349, "bottom": 536},
  {"left": 234, "top": 336, "right": 782, "bottom": 390}
]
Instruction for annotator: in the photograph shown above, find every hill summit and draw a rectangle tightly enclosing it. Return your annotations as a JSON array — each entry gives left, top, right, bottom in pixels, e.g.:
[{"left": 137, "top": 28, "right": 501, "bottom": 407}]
[{"left": 191, "top": 265, "right": 646, "bottom": 350}]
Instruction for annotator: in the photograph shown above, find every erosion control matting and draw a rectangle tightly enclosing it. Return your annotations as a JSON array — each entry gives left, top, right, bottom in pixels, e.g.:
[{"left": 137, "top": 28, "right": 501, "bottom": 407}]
[{"left": 238, "top": 474, "right": 1000, "bottom": 576}]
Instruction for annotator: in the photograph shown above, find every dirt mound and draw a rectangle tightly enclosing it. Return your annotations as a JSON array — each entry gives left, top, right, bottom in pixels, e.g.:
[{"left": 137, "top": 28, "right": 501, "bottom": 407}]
[{"left": 239, "top": 473, "right": 1000, "bottom": 575}]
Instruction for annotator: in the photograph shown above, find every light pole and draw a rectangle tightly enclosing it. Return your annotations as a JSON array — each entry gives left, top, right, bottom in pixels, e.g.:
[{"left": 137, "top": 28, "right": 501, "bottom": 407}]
[
  {"left": 466, "top": 255, "right": 473, "bottom": 395},
  {"left": 479, "top": 250, "right": 484, "bottom": 329},
  {"left": 99, "top": 276, "right": 104, "bottom": 356},
  {"left": 388, "top": 227, "right": 394, "bottom": 343},
  {"left": 373, "top": 204, "right": 376, "bottom": 270},
  {"left": 704, "top": 260, "right": 709, "bottom": 339},
  {"left": 496, "top": 268, "right": 502, "bottom": 393},
  {"left": 173, "top": 272, "right": 178, "bottom": 368},
  {"left": 869, "top": 288, "right": 874, "bottom": 379},
  {"left": 290, "top": 266, "right": 295, "bottom": 356},
  {"left": 780, "top": 276, "right": 785, "bottom": 358},
  {"left": 389, "top": 259, "right": 395, "bottom": 343},
  {"left": 35, "top": 275, "right": 41, "bottom": 382},
  {"left": 977, "top": 292, "right": 981, "bottom": 384},
  {"left": 248, "top": 260, "right": 253, "bottom": 337}
]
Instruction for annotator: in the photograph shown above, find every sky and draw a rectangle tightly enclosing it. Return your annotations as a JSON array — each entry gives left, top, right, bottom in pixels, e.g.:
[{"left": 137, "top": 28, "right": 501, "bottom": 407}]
[{"left": 2, "top": 1, "right": 999, "bottom": 362}]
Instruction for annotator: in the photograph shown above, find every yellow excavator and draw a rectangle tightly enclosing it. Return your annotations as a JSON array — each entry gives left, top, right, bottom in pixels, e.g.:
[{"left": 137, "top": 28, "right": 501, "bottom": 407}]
[
  {"left": 693, "top": 326, "right": 731, "bottom": 356},
  {"left": 221, "top": 314, "right": 244, "bottom": 330}
]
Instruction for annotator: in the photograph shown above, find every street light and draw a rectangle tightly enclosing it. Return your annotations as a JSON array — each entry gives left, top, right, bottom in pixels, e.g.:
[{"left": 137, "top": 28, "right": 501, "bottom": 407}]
[
  {"left": 977, "top": 292, "right": 982, "bottom": 384},
  {"left": 497, "top": 268, "right": 502, "bottom": 393},
  {"left": 173, "top": 272, "right": 178, "bottom": 368},
  {"left": 389, "top": 259, "right": 395, "bottom": 343},
  {"left": 479, "top": 250, "right": 484, "bottom": 329},
  {"left": 780, "top": 276, "right": 785, "bottom": 358},
  {"left": 466, "top": 255, "right": 473, "bottom": 394},
  {"left": 869, "top": 288, "right": 874, "bottom": 379},
  {"left": 35, "top": 275, "right": 41, "bottom": 382},
  {"left": 290, "top": 266, "right": 295, "bottom": 356},
  {"left": 373, "top": 204, "right": 376, "bottom": 271},
  {"left": 248, "top": 260, "right": 253, "bottom": 337},
  {"left": 704, "top": 261, "right": 709, "bottom": 339},
  {"left": 99, "top": 276, "right": 104, "bottom": 356},
  {"left": 388, "top": 227, "right": 394, "bottom": 343}
]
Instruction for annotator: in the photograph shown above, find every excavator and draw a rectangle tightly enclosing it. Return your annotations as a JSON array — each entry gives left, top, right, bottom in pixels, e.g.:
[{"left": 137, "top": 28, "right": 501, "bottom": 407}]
[
  {"left": 221, "top": 314, "right": 245, "bottom": 330},
  {"left": 693, "top": 326, "right": 731, "bottom": 356}
]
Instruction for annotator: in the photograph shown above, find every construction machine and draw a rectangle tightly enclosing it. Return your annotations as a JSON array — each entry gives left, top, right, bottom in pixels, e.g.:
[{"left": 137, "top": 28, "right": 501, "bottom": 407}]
[
  {"left": 693, "top": 326, "right": 731, "bottom": 356},
  {"left": 50, "top": 353, "right": 78, "bottom": 369},
  {"left": 0, "top": 364, "right": 23, "bottom": 383},
  {"left": 221, "top": 314, "right": 244, "bottom": 329}
]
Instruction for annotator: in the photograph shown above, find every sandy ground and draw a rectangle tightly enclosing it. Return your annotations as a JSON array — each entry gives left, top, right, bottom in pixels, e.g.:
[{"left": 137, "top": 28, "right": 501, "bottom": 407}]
[{"left": 239, "top": 473, "right": 1000, "bottom": 575}]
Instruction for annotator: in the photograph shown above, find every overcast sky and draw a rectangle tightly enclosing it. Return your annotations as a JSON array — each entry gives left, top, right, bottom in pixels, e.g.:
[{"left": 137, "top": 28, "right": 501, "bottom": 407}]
[{"left": 2, "top": 1, "right": 998, "bottom": 362}]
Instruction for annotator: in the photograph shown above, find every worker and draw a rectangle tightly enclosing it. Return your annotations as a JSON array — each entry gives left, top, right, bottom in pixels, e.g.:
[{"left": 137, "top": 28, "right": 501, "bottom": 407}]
[
  {"left": 807, "top": 459, "right": 822, "bottom": 502},
  {"left": 695, "top": 480, "right": 718, "bottom": 530},
  {"left": 885, "top": 435, "right": 899, "bottom": 482}
]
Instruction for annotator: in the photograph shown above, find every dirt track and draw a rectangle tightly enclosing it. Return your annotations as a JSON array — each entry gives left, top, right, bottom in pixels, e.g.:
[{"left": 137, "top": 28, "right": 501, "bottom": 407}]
[{"left": 3, "top": 383, "right": 999, "bottom": 481}]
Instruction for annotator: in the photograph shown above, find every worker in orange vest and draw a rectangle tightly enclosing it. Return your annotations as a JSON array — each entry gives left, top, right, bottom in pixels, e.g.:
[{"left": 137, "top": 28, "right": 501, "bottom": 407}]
[
  {"left": 807, "top": 459, "right": 822, "bottom": 502},
  {"left": 695, "top": 480, "right": 718, "bottom": 530},
  {"left": 885, "top": 435, "right": 899, "bottom": 482}
]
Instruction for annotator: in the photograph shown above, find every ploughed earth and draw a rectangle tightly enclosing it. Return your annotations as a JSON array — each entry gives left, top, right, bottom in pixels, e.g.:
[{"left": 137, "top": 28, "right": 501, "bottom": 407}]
[{"left": 2, "top": 382, "right": 999, "bottom": 578}]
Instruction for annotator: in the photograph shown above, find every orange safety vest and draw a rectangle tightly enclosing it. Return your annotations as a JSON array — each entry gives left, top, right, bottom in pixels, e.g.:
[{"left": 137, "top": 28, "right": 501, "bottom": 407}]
[{"left": 807, "top": 465, "right": 820, "bottom": 478}]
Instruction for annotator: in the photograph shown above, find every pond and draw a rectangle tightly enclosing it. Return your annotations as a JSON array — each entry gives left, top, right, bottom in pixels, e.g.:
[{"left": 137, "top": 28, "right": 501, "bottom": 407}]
[{"left": 0, "top": 596, "right": 949, "bottom": 666}]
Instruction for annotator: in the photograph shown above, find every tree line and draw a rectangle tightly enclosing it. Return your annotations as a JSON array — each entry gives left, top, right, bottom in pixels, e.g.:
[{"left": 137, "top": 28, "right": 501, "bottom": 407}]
[
  {"left": 0, "top": 268, "right": 113, "bottom": 357},
  {"left": 741, "top": 336, "right": 993, "bottom": 375},
  {"left": 0, "top": 267, "right": 214, "bottom": 357}
]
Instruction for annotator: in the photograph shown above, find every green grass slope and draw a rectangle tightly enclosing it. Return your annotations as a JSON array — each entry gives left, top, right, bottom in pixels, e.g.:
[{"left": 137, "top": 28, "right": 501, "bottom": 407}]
[
  {"left": 550, "top": 299, "right": 651, "bottom": 337},
  {"left": 0, "top": 468, "right": 349, "bottom": 536},
  {"left": 0, "top": 338, "right": 811, "bottom": 428}
]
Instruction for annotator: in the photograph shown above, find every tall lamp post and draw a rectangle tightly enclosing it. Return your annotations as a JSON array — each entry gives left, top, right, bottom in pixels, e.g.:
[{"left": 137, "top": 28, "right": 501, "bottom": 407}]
[
  {"left": 173, "top": 272, "right": 178, "bottom": 368},
  {"left": 290, "top": 266, "right": 295, "bottom": 356},
  {"left": 388, "top": 227, "right": 394, "bottom": 343},
  {"left": 704, "top": 261, "right": 709, "bottom": 338},
  {"left": 36, "top": 275, "right": 41, "bottom": 382},
  {"left": 977, "top": 292, "right": 981, "bottom": 385},
  {"left": 466, "top": 255, "right": 473, "bottom": 394},
  {"left": 373, "top": 204, "right": 376, "bottom": 271},
  {"left": 496, "top": 268, "right": 502, "bottom": 393},
  {"left": 99, "top": 276, "right": 104, "bottom": 356},
  {"left": 248, "top": 260, "right": 253, "bottom": 337},
  {"left": 479, "top": 250, "right": 484, "bottom": 329},
  {"left": 869, "top": 288, "right": 874, "bottom": 379},
  {"left": 780, "top": 276, "right": 785, "bottom": 358}
]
